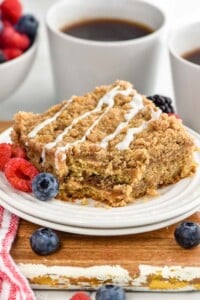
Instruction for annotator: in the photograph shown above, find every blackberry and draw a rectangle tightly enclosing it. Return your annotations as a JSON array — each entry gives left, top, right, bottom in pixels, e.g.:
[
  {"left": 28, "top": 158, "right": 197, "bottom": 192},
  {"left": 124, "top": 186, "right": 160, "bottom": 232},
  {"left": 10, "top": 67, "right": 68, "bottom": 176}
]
[{"left": 147, "top": 94, "right": 175, "bottom": 113}]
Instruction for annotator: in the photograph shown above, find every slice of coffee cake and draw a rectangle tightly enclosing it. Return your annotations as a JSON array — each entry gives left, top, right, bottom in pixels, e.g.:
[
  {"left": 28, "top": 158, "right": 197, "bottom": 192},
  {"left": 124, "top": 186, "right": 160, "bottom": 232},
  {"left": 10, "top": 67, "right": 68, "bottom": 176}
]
[{"left": 11, "top": 81, "right": 196, "bottom": 207}]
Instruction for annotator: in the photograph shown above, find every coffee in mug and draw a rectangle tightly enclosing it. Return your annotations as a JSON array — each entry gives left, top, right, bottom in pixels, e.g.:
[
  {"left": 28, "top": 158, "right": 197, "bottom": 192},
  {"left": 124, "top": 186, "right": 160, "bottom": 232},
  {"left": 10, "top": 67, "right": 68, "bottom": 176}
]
[
  {"left": 60, "top": 18, "right": 153, "bottom": 41},
  {"left": 46, "top": 0, "right": 165, "bottom": 100},
  {"left": 182, "top": 48, "right": 200, "bottom": 65}
]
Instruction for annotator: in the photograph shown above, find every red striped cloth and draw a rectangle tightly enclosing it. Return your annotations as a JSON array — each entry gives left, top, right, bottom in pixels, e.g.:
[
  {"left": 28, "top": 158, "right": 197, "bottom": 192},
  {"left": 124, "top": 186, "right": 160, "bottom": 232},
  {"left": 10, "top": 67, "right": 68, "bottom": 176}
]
[{"left": 0, "top": 206, "right": 35, "bottom": 300}]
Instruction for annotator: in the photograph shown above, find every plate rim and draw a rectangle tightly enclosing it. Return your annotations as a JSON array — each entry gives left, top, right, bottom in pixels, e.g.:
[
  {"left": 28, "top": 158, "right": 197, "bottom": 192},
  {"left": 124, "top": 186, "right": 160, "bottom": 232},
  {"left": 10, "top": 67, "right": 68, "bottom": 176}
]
[{"left": 0, "top": 197, "right": 198, "bottom": 236}]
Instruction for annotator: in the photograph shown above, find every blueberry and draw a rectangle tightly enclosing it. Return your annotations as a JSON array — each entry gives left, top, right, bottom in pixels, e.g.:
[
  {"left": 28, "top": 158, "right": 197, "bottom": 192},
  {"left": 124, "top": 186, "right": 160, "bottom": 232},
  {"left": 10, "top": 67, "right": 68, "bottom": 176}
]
[
  {"left": 174, "top": 222, "right": 200, "bottom": 249},
  {"left": 0, "top": 51, "right": 7, "bottom": 63},
  {"left": 16, "top": 14, "right": 39, "bottom": 41},
  {"left": 32, "top": 172, "right": 59, "bottom": 201},
  {"left": 96, "top": 285, "right": 126, "bottom": 300},
  {"left": 30, "top": 227, "right": 60, "bottom": 255}
]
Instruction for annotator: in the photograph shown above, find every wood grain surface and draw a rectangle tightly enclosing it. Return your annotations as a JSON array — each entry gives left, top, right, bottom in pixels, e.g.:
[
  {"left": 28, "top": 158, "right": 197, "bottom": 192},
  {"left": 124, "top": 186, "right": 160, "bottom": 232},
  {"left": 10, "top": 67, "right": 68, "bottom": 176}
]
[
  {"left": 11, "top": 213, "right": 200, "bottom": 272},
  {"left": 0, "top": 120, "right": 13, "bottom": 133},
  {"left": 1, "top": 121, "right": 200, "bottom": 290}
]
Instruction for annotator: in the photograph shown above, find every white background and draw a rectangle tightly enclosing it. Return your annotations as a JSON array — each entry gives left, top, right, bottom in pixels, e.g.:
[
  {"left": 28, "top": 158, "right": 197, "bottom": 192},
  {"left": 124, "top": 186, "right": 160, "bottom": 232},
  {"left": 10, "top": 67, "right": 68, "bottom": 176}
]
[{"left": 1, "top": 0, "right": 200, "bottom": 299}]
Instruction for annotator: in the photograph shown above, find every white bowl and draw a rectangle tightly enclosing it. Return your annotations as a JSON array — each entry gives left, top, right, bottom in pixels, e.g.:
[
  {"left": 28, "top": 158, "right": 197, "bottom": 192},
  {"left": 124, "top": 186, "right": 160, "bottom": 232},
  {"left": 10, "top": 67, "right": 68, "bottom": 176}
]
[{"left": 0, "top": 37, "right": 38, "bottom": 103}]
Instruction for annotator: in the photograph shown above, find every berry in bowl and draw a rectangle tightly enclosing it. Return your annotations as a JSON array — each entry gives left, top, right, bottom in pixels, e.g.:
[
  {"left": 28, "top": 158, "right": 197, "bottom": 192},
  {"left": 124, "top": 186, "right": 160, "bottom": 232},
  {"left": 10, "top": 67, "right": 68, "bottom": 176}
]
[{"left": 0, "top": 0, "right": 39, "bottom": 102}]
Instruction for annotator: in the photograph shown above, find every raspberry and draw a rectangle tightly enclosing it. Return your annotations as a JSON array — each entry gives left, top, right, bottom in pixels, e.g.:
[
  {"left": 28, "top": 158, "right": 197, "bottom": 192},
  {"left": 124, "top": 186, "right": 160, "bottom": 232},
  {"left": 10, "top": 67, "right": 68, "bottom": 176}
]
[
  {"left": 0, "top": 143, "right": 26, "bottom": 170},
  {"left": 0, "top": 20, "right": 4, "bottom": 33},
  {"left": 1, "top": 0, "right": 22, "bottom": 24},
  {"left": 0, "top": 26, "right": 14, "bottom": 47},
  {"left": 0, "top": 50, "right": 7, "bottom": 63},
  {"left": 3, "top": 47, "right": 22, "bottom": 60},
  {"left": 0, "top": 143, "right": 12, "bottom": 171},
  {"left": 13, "top": 32, "right": 30, "bottom": 50},
  {"left": 70, "top": 292, "right": 91, "bottom": 300},
  {"left": 168, "top": 113, "right": 181, "bottom": 119},
  {"left": 3, "top": 20, "right": 12, "bottom": 28},
  {"left": 11, "top": 145, "right": 26, "bottom": 158},
  {"left": 0, "top": 26, "right": 30, "bottom": 50},
  {"left": 4, "top": 158, "right": 39, "bottom": 192}
]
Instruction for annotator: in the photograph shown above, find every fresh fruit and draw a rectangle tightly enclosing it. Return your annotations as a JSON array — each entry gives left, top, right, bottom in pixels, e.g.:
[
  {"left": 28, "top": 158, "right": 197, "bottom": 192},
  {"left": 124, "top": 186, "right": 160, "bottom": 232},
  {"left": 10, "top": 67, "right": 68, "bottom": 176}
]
[
  {"left": 174, "top": 222, "right": 200, "bottom": 249},
  {"left": 168, "top": 113, "right": 181, "bottom": 119},
  {"left": 0, "top": 20, "right": 4, "bottom": 33},
  {"left": 0, "top": 1, "right": 38, "bottom": 63},
  {"left": 0, "top": 143, "right": 26, "bottom": 170},
  {"left": 3, "top": 47, "right": 22, "bottom": 60},
  {"left": 0, "top": 50, "right": 7, "bottom": 63},
  {"left": 147, "top": 95, "right": 175, "bottom": 114},
  {"left": 30, "top": 227, "right": 60, "bottom": 255},
  {"left": 12, "top": 31, "right": 30, "bottom": 50},
  {"left": 1, "top": 26, "right": 13, "bottom": 46},
  {"left": 3, "top": 20, "right": 12, "bottom": 28},
  {"left": 11, "top": 145, "right": 26, "bottom": 158},
  {"left": 16, "top": 14, "right": 39, "bottom": 41},
  {"left": 0, "top": 143, "right": 12, "bottom": 170},
  {"left": 1, "top": 0, "right": 22, "bottom": 24},
  {"left": 0, "top": 26, "right": 30, "bottom": 50},
  {"left": 70, "top": 292, "right": 91, "bottom": 300},
  {"left": 32, "top": 172, "right": 59, "bottom": 201},
  {"left": 96, "top": 285, "right": 126, "bottom": 300},
  {"left": 4, "top": 157, "right": 39, "bottom": 192}
]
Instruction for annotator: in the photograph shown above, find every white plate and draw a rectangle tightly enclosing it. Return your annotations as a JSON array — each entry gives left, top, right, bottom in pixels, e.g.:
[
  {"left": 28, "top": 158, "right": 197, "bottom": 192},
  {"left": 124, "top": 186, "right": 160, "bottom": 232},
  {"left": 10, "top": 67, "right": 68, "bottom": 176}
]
[
  {"left": 0, "top": 196, "right": 198, "bottom": 236},
  {"left": 0, "top": 128, "right": 200, "bottom": 229}
]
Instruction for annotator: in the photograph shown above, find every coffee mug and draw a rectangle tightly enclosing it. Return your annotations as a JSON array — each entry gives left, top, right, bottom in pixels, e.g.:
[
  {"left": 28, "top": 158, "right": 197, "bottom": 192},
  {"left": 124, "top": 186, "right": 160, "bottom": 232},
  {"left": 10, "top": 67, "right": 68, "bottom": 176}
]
[
  {"left": 46, "top": 0, "right": 165, "bottom": 101},
  {"left": 169, "top": 22, "right": 200, "bottom": 132}
]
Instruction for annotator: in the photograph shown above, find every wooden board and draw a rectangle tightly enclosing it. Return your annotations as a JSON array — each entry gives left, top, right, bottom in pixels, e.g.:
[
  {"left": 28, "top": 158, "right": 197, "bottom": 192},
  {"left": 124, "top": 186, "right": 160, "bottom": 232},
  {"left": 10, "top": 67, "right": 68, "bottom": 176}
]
[
  {"left": 0, "top": 121, "right": 13, "bottom": 132},
  {"left": 1, "top": 122, "right": 200, "bottom": 291},
  {"left": 11, "top": 214, "right": 200, "bottom": 291}
]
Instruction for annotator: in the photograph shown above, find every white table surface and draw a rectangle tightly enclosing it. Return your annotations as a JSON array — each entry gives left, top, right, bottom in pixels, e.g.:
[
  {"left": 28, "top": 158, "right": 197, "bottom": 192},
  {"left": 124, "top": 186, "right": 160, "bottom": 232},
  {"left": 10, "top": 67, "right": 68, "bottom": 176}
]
[{"left": 1, "top": 0, "right": 200, "bottom": 299}]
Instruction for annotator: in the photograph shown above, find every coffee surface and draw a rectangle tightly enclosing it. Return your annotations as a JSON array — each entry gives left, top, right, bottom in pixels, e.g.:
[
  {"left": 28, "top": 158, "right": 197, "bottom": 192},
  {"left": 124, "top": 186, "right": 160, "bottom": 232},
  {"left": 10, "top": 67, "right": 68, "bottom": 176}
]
[
  {"left": 61, "top": 18, "right": 153, "bottom": 41},
  {"left": 183, "top": 48, "right": 200, "bottom": 65}
]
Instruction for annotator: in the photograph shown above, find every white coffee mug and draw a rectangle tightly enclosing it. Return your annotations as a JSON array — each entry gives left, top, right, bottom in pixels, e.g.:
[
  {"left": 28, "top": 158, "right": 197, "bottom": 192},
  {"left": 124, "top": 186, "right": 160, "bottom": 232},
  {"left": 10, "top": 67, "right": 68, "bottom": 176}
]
[
  {"left": 46, "top": 0, "right": 165, "bottom": 101},
  {"left": 169, "top": 23, "right": 200, "bottom": 132}
]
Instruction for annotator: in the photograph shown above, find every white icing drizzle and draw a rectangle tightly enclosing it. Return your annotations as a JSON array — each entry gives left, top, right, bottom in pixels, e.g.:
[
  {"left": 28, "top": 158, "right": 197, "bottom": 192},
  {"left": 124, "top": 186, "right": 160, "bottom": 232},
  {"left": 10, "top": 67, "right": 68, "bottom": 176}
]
[
  {"left": 116, "top": 108, "right": 162, "bottom": 150},
  {"left": 28, "top": 101, "right": 72, "bottom": 139},
  {"left": 99, "top": 94, "right": 144, "bottom": 148},
  {"left": 27, "top": 86, "right": 162, "bottom": 169},
  {"left": 41, "top": 86, "right": 133, "bottom": 166}
]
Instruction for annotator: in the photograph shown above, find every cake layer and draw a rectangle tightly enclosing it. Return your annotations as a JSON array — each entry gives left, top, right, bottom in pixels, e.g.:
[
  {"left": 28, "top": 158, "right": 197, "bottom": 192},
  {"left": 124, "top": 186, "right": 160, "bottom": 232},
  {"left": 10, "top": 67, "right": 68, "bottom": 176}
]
[{"left": 11, "top": 80, "right": 196, "bottom": 206}]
